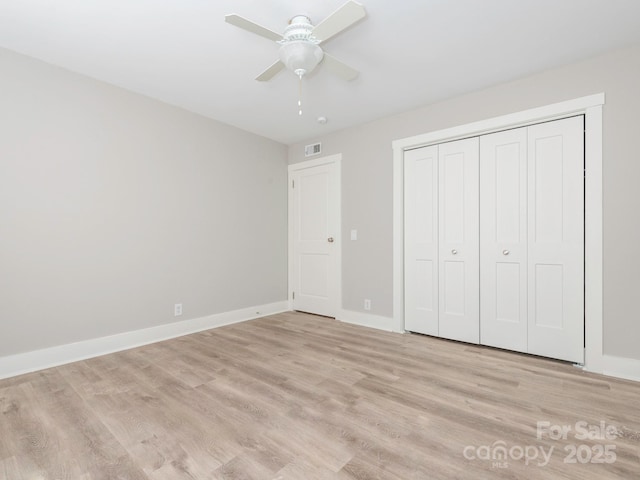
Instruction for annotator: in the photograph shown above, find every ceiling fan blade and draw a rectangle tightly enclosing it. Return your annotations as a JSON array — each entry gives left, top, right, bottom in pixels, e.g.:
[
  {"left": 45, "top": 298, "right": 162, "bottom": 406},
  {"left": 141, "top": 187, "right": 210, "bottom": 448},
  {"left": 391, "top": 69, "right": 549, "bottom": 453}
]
[
  {"left": 312, "top": 1, "right": 366, "bottom": 43},
  {"left": 225, "top": 14, "right": 282, "bottom": 42},
  {"left": 256, "top": 60, "right": 285, "bottom": 81},
  {"left": 322, "top": 53, "right": 359, "bottom": 81}
]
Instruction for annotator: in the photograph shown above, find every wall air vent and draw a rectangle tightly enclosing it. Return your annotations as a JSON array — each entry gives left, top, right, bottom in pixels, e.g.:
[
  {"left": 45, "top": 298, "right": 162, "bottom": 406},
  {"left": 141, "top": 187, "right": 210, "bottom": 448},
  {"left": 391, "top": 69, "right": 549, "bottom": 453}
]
[{"left": 305, "top": 142, "right": 322, "bottom": 157}]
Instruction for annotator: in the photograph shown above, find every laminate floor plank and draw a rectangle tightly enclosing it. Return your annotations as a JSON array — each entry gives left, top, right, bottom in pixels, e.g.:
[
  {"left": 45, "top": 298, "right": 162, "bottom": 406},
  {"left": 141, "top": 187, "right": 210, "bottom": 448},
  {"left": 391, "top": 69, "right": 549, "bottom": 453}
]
[
  {"left": 1, "top": 312, "right": 639, "bottom": 479},
  {"left": 0, "top": 456, "right": 24, "bottom": 480}
]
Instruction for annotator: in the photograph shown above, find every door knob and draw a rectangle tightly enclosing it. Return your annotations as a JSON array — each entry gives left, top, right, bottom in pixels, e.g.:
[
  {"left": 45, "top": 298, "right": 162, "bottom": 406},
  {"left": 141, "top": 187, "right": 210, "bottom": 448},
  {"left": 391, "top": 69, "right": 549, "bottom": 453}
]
[
  {"left": 502, "top": 249, "right": 510, "bottom": 255},
  {"left": 328, "top": 237, "right": 334, "bottom": 243},
  {"left": 451, "top": 249, "right": 458, "bottom": 255}
]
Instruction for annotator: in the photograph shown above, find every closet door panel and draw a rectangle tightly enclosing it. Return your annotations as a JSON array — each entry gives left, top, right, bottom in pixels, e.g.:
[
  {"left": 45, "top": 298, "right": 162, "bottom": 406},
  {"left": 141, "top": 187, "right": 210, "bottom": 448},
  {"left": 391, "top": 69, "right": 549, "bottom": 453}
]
[
  {"left": 404, "top": 146, "right": 439, "bottom": 335},
  {"left": 527, "top": 116, "right": 584, "bottom": 363},
  {"left": 438, "top": 138, "right": 479, "bottom": 343},
  {"left": 480, "top": 128, "right": 528, "bottom": 352}
]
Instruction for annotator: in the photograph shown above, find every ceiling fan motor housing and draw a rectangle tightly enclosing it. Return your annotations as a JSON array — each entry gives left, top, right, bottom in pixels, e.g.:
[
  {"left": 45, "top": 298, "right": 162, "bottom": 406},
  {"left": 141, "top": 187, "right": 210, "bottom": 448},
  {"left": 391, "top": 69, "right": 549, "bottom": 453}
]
[
  {"left": 278, "top": 15, "right": 324, "bottom": 77},
  {"left": 283, "top": 15, "right": 317, "bottom": 40}
]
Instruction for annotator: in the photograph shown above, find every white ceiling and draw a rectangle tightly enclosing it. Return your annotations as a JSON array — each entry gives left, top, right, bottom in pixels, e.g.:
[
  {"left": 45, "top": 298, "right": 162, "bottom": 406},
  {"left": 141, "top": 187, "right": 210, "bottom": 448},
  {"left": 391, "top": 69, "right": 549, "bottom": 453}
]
[{"left": 1, "top": 0, "right": 640, "bottom": 145}]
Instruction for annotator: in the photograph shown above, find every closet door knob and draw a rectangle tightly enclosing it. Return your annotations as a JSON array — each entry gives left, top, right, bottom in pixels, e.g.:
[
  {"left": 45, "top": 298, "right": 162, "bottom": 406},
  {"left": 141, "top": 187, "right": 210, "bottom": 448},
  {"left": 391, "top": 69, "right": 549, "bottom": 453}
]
[
  {"left": 503, "top": 249, "right": 510, "bottom": 255},
  {"left": 328, "top": 237, "right": 334, "bottom": 243},
  {"left": 451, "top": 249, "right": 458, "bottom": 255}
]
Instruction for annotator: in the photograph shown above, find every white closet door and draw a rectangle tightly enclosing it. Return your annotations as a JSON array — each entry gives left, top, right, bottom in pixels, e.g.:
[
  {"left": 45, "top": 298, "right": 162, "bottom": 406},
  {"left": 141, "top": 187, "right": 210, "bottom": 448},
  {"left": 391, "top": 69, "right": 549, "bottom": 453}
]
[
  {"left": 438, "top": 138, "right": 479, "bottom": 343},
  {"left": 480, "top": 128, "right": 529, "bottom": 352},
  {"left": 404, "top": 146, "right": 439, "bottom": 335},
  {"left": 527, "top": 116, "right": 584, "bottom": 363}
]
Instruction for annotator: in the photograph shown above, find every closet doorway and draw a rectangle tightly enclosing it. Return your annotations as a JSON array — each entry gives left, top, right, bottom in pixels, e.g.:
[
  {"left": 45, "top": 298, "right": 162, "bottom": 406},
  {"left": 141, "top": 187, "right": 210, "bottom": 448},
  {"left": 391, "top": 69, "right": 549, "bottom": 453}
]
[
  {"left": 403, "top": 116, "right": 584, "bottom": 362},
  {"left": 393, "top": 94, "right": 604, "bottom": 370}
]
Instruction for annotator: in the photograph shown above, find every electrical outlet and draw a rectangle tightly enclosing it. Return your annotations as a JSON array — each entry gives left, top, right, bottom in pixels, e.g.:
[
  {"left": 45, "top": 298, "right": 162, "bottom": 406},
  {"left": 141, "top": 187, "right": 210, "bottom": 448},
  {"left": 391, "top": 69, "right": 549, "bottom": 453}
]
[
  {"left": 174, "top": 303, "right": 183, "bottom": 316},
  {"left": 364, "top": 299, "right": 371, "bottom": 311}
]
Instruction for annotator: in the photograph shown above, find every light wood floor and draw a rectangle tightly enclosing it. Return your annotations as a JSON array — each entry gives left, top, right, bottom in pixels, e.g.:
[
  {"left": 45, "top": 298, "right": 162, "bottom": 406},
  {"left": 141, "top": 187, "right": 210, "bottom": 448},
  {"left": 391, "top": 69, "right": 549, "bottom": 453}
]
[{"left": 1, "top": 312, "right": 638, "bottom": 479}]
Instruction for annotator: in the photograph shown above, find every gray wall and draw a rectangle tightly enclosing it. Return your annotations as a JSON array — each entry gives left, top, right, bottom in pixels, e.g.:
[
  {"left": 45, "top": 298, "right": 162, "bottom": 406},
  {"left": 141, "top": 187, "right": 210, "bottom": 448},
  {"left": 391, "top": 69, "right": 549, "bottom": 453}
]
[
  {"left": 0, "top": 48, "right": 288, "bottom": 357},
  {"left": 289, "top": 43, "right": 640, "bottom": 361}
]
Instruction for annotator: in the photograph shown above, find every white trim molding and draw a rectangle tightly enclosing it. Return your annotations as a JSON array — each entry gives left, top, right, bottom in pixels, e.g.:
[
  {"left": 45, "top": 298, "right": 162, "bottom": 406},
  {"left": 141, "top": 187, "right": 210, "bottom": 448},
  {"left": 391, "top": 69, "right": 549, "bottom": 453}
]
[
  {"left": 0, "top": 301, "right": 289, "bottom": 380},
  {"left": 602, "top": 355, "right": 640, "bottom": 383},
  {"left": 337, "top": 309, "right": 402, "bottom": 333},
  {"left": 393, "top": 94, "right": 609, "bottom": 377}
]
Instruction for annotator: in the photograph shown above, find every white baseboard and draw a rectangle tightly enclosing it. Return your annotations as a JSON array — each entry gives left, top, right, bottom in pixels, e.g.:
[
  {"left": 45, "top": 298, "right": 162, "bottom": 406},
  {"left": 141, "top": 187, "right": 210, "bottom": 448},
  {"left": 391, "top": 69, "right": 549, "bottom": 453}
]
[
  {"left": 7, "top": 303, "right": 636, "bottom": 385},
  {"left": 0, "top": 301, "right": 289, "bottom": 380},
  {"left": 598, "top": 354, "right": 640, "bottom": 383},
  {"left": 337, "top": 309, "right": 403, "bottom": 333}
]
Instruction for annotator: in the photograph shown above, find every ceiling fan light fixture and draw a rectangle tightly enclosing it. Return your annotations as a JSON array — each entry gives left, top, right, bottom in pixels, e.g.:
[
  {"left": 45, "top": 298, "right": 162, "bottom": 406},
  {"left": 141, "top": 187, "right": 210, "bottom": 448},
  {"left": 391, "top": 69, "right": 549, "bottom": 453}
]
[
  {"left": 225, "top": 1, "right": 367, "bottom": 116},
  {"left": 278, "top": 40, "right": 324, "bottom": 78},
  {"left": 226, "top": 1, "right": 366, "bottom": 83}
]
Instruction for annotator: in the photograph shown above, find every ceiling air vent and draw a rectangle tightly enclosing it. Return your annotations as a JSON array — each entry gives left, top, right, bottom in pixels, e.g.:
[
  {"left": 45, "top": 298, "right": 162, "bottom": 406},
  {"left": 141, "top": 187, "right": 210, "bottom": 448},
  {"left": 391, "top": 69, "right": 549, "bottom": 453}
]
[{"left": 305, "top": 143, "right": 321, "bottom": 157}]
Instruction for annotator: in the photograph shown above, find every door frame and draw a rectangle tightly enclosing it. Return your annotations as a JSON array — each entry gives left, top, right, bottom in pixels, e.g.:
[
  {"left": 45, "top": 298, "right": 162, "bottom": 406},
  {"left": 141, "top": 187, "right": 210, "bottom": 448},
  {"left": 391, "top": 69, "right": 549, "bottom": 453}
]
[
  {"left": 392, "top": 93, "right": 604, "bottom": 373},
  {"left": 288, "top": 154, "right": 342, "bottom": 316}
]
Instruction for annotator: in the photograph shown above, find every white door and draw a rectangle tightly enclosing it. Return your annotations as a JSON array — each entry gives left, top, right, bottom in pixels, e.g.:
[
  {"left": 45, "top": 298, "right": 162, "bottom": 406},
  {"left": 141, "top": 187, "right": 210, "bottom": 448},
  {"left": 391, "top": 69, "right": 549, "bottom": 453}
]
[
  {"left": 480, "top": 127, "right": 528, "bottom": 352},
  {"left": 289, "top": 158, "right": 340, "bottom": 317},
  {"left": 438, "top": 138, "right": 480, "bottom": 343},
  {"left": 404, "top": 145, "right": 439, "bottom": 335},
  {"left": 527, "top": 116, "right": 584, "bottom": 363}
]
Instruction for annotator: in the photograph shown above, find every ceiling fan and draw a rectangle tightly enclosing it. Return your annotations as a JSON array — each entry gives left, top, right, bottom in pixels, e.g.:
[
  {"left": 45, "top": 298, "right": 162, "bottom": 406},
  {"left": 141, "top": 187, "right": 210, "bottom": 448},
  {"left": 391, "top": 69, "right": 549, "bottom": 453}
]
[{"left": 225, "top": 1, "right": 367, "bottom": 82}]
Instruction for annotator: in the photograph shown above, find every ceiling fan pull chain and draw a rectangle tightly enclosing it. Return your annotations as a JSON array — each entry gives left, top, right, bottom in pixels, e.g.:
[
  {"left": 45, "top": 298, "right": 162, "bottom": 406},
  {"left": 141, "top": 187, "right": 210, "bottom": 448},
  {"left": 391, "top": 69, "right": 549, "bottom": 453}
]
[{"left": 298, "top": 72, "right": 303, "bottom": 116}]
